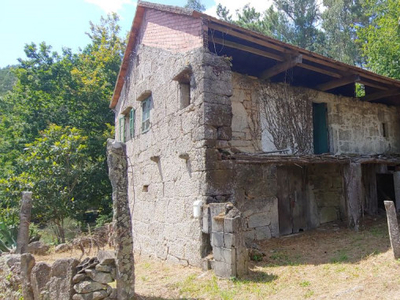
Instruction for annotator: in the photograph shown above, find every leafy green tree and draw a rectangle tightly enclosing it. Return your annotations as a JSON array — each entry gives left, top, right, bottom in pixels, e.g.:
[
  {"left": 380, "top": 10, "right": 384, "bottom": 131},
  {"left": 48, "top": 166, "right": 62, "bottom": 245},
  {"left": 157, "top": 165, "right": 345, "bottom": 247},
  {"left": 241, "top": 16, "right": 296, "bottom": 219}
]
[
  {"left": 0, "top": 66, "right": 16, "bottom": 97},
  {"left": 22, "top": 124, "right": 90, "bottom": 243},
  {"left": 357, "top": 0, "right": 400, "bottom": 79},
  {"left": 322, "top": 0, "right": 368, "bottom": 65},
  {"left": 0, "top": 14, "right": 125, "bottom": 230},
  {"left": 184, "top": 0, "right": 206, "bottom": 11}
]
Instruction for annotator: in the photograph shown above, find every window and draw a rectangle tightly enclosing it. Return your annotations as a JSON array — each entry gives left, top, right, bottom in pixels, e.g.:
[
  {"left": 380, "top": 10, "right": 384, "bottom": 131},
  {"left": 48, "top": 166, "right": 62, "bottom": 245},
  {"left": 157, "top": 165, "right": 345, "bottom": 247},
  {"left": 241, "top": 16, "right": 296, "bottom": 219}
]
[
  {"left": 382, "top": 122, "right": 388, "bottom": 138},
  {"left": 142, "top": 97, "right": 151, "bottom": 133},
  {"left": 119, "top": 116, "right": 125, "bottom": 143},
  {"left": 179, "top": 82, "right": 190, "bottom": 109},
  {"left": 129, "top": 109, "right": 135, "bottom": 139}
]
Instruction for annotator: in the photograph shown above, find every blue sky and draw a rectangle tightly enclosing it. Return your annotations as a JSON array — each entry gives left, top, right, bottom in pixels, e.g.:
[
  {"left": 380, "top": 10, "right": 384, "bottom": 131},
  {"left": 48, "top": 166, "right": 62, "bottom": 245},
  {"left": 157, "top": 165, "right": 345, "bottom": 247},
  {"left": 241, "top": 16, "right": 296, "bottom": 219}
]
[{"left": 0, "top": 0, "right": 273, "bottom": 68}]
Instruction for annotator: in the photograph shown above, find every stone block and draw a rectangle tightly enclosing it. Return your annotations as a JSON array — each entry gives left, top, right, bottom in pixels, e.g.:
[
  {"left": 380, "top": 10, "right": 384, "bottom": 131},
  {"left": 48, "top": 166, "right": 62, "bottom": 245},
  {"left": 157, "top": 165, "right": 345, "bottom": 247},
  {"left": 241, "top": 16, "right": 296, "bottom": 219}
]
[
  {"left": 320, "top": 206, "right": 339, "bottom": 224},
  {"left": 213, "top": 247, "right": 236, "bottom": 265},
  {"left": 255, "top": 226, "right": 272, "bottom": 240},
  {"left": 204, "top": 103, "right": 232, "bottom": 127},
  {"left": 74, "top": 281, "right": 109, "bottom": 294},
  {"left": 247, "top": 213, "right": 270, "bottom": 229},
  {"left": 217, "top": 126, "right": 232, "bottom": 140},
  {"left": 212, "top": 216, "right": 224, "bottom": 233},
  {"left": 85, "top": 269, "right": 114, "bottom": 284},
  {"left": 211, "top": 232, "right": 224, "bottom": 248},
  {"left": 31, "top": 262, "right": 51, "bottom": 300},
  {"left": 224, "top": 217, "right": 240, "bottom": 233},
  {"left": 202, "top": 205, "right": 211, "bottom": 234},
  {"left": 48, "top": 258, "right": 79, "bottom": 300},
  {"left": 223, "top": 233, "right": 235, "bottom": 248},
  {"left": 213, "top": 260, "right": 236, "bottom": 278}
]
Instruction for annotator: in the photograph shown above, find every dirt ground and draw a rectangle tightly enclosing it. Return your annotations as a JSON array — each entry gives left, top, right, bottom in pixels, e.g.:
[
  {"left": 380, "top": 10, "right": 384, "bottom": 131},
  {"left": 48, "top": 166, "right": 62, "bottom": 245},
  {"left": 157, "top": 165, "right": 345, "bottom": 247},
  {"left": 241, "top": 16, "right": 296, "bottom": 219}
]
[{"left": 35, "top": 215, "right": 400, "bottom": 300}]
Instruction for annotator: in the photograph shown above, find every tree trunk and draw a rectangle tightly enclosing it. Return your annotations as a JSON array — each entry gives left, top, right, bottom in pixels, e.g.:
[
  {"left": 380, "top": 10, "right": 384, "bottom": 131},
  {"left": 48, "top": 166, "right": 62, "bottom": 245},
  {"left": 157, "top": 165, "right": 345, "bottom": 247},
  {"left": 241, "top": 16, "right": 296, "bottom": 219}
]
[
  {"left": 106, "top": 139, "right": 135, "bottom": 300},
  {"left": 16, "top": 191, "right": 33, "bottom": 254}
]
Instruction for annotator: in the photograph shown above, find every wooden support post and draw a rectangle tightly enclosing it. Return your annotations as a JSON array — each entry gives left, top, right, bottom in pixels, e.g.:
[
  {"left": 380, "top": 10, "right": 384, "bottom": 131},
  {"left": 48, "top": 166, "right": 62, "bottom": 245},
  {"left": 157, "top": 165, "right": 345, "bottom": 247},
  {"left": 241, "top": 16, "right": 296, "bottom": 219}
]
[
  {"left": 345, "top": 163, "right": 362, "bottom": 231},
  {"left": 16, "top": 191, "right": 33, "bottom": 254},
  {"left": 384, "top": 200, "right": 400, "bottom": 259},
  {"left": 107, "top": 139, "right": 135, "bottom": 300}
]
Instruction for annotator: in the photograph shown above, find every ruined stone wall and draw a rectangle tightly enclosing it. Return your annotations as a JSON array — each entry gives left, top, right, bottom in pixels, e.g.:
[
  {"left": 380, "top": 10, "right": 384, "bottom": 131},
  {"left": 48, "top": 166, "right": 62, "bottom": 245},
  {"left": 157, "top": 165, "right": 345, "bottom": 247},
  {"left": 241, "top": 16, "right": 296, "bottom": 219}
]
[
  {"left": 115, "top": 45, "right": 208, "bottom": 266},
  {"left": 230, "top": 73, "right": 400, "bottom": 155},
  {"left": 307, "top": 164, "right": 346, "bottom": 225}
]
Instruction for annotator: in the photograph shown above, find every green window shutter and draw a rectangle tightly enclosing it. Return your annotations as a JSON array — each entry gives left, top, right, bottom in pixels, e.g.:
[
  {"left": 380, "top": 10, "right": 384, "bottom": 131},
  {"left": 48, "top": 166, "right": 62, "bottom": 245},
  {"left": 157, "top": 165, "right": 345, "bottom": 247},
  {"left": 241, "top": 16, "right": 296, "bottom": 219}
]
[
  {"left": 119, "top": 116, "right": 125, "bottom": 143},
  {"left": 129, "top": 109, "right": 135, "bottom": 139},
  {"left": 142, "top": 97, "right": 151, "bottom": 133}
]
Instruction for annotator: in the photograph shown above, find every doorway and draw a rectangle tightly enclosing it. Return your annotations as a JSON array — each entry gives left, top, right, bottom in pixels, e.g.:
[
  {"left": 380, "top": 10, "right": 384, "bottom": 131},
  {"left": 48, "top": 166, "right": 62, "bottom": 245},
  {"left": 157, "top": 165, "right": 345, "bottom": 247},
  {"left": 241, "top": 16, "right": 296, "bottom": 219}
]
[
  {"left": 376, "top": 173, "right": 395, "bottom": 211},
  {"left": 277, "top": 166, "right": 307, "bottom": 235},
  {"left": 313, "top": 102, "right": 329, "bottom": 154}
]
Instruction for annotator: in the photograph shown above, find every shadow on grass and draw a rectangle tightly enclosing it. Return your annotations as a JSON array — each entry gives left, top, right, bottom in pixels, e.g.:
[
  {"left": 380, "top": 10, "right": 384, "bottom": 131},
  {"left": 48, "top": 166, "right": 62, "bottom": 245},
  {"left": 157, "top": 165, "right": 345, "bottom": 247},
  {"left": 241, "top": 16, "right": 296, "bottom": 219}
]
[
  {"left": 234, "top": 269, "right": 278, "bottom": 283},
  {"left": 256, "top": 215, "right": 391, "bottom": 267}
]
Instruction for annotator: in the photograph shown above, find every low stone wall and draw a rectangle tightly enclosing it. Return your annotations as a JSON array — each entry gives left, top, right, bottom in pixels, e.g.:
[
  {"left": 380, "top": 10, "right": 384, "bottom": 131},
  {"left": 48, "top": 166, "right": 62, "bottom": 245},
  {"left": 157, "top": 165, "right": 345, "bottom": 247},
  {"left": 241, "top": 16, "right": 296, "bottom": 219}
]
[{"left": 1, "top": 250, "right": 117, "bottom": 300}]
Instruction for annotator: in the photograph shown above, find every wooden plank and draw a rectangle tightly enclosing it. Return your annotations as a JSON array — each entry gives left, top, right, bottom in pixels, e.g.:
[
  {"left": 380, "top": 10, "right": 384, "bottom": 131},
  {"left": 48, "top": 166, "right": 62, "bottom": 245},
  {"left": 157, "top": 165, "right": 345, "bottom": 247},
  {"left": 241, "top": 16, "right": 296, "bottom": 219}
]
[
  {"left": 261, "top": 55, "right": 303, "bottom": 79},
  {"left": 278, "top": 166, "right": 293, "bottom": 236},
  {"left": 359, "top": 77, "right": 390, "bottom": 90},
  {"left": 316, "top": 75, "right": 360, "bottom": 92},
  {"left": 298, "top": 63, "right": 342, "bottom": 78},
  {"left": 209, "top": 36, "right": 284, "bottom": 61},
  {"left": 361, "top": 89, "right": 400, "bottom": 102}
]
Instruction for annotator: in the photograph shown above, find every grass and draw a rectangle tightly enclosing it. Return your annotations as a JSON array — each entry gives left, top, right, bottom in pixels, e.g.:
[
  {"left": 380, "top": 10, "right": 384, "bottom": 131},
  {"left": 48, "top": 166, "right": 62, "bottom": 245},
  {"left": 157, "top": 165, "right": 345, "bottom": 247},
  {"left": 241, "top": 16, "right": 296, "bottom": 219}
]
[{"left": 30, "top": 215, "right": 400, "bottom": 300}]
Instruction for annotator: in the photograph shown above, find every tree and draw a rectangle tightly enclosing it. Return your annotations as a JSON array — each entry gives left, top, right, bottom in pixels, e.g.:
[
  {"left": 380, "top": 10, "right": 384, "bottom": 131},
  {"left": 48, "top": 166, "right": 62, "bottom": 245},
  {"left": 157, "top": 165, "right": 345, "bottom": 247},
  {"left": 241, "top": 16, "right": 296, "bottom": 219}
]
[
  {"left": 0, "top": 14, "right": 125, "bottom": 232},
  {"left": 22, "top": 125, "right": 91, "bottom": 243},
  {"left": 322, "top": 0, "right": 368, "bottom": 65},
  {"left": 357, "top": 0, "right": 400, "bottom": 79},
  {"left": 184, "top": 0, "right": 205, "bottom": 11},
  {"left": 0, "top": 66, "right": 16, "bottom": 97}
]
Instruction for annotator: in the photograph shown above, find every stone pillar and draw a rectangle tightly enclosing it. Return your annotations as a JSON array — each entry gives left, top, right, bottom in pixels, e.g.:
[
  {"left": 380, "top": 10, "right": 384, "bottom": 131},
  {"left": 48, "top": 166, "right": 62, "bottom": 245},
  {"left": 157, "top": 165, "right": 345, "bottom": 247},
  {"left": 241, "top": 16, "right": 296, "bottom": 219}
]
[
  {"left": 393, "top": 172, "right": 400, "bottom": 212},
  {"left": 384, "top": 201, "right": 400, "bottom": 259},
  {"left": 209, "top": 203, "right": 248, "bottom": 278},
  {"left": 106, "top": 139, "right": 135, "bottom": 299},
  {"left": 20, "top": 253, "right": 35, "bottom": 300},
  {"left": 345, "top": 163, "right": 362, "bottom": 230},
  {"left": 16, "top": 191, "right": 33, "bottom": 254}
]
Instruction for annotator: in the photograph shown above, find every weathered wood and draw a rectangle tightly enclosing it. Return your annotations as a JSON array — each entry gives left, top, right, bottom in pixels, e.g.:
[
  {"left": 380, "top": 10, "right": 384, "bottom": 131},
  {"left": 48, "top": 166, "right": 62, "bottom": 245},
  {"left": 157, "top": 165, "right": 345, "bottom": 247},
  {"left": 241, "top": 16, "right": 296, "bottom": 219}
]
[
  {"left": 106, "top": 139, "right": 135, "bottom": 300},
  {"left": 297, "top": 62, "right": 342, "bottom": 78},
  {"left": 316, "top": 75, "right": 360, "bottom": 92},
  {"left": 16, "top": 191, "right": 33, "bottom": 254},
  {"left": 361, "top": 89, "right": 400, "bottom": 102},
  {"left": 209, "top": 36, "right": 284, "bottom": 61},
  {"left": 384, "top": 201, "right": 400, "bottom": 259},
  {"left": 261, "top": 55, "right": 302, "bottom": 80},
  {"left": 344, "top": 163, "right": 362, "bottom": 231}
]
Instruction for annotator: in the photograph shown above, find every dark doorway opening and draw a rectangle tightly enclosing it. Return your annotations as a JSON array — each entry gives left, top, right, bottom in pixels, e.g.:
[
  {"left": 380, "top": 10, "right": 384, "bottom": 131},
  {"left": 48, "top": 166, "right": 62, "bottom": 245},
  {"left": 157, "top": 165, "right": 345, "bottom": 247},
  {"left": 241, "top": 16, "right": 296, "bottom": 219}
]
[
  {"left": 376, "top": 174, "right": 395, "bottom": 210},
  {"left": 313, "top": 102, "right": 329, "bottom": 154}
]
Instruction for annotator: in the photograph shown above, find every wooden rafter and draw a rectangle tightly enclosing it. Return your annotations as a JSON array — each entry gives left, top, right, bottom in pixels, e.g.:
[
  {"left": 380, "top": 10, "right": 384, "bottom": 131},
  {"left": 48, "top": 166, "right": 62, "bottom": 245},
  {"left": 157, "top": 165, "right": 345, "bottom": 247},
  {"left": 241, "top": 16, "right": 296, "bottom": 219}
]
[
  {"left": 209, "top": 36, "right": 284, "bottom": 61},
  {"left": 260, "top": 55, "right": 303, "bottom": 79},
  {"left": 316, "top": 75, "right": 360, "bottom": 91},
  {"left": 297, "top": 63, "right": 342, "bottom": 78},
  {"left": 358, "top": 77, "right": 390, "bottom": 90},
  {"left": 361, "top": 89, "right": 400, "bottom": 102}
]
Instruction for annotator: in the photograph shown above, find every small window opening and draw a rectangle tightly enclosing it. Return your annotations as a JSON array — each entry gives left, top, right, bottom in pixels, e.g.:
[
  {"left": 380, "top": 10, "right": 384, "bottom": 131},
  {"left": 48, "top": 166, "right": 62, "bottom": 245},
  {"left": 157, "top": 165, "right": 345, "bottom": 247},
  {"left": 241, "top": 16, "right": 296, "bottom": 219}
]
[
  {"left": 129, "top": 109, "right": 135, "bottom": 139},
  {"left": 142, "top": 97, "right": 151, "bottom": 133},
  {"left": 382, "top": 123, "right": 388, "bottom": 138},
  {"left": 118, "top": 116, "right": 125, "bottom": 143},
  {"left": 180, "top": 82, "right": 190, "bottom": 109},
  {"left": 142, "top": 185, "right": 149, "bottom": 192}
]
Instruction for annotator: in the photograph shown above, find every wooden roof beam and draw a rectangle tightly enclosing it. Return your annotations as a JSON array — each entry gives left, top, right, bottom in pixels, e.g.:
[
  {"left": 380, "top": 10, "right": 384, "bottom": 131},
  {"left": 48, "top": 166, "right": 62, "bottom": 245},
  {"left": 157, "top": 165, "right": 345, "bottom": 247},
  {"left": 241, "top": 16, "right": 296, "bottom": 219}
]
[
  {"left": 361, "top": 89, "right": 400, "bottom": 102},
  {"left": 210, "top": 36, "right": 284, "bottom": 61},
  {"left": 358, "top": 77, "right": 390, "bottom": 91},
  {"left": 260, "top": 55, "right": 302, "bottom": 80},
  {"left": 316, "top": 74, "right": 360, "bottom": 92},
  {"left": 297, "top": 62, "right": 342, "bottom": 78}
]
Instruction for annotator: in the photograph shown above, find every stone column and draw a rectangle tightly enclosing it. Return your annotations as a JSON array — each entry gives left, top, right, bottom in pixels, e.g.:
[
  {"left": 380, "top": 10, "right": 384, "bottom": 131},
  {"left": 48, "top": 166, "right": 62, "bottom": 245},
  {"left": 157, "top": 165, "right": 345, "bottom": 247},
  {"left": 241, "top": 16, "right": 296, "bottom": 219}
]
[
  {"left": 345, "top": 163, "right": 362, "bottom": 231},
  {"left": 393, "top": 172, "right": 400, "bottom": 212},
  {"left": 384, "top": 200, "right": 400, "bottom": 259},
  {"left": 106, "top": 139, "right": 135, "bottom": 299},
  {"left": 16, "top": 191, "right": 33, "bottom": 254},
  {"left": 20, "top": 253, "right": 35, "bottom": 300}
]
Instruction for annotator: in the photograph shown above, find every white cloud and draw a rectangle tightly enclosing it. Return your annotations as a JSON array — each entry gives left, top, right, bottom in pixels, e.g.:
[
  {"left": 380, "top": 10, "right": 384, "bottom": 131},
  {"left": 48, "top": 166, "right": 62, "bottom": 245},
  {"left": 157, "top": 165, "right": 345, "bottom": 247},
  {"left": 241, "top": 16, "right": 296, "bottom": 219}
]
[
  {"left": 206, "top": 0, "right": 274, "bottom": 19},
  {"left": 85, "top": 0, "right": 136, "bottom": 13}
]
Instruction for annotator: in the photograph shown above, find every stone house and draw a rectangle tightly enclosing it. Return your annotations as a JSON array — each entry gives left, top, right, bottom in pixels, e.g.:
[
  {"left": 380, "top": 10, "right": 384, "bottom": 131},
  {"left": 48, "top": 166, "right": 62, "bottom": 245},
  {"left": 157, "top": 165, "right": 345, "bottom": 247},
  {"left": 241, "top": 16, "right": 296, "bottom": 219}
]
[{"left": 110, "top": 1, "right": 400, "bottom": 273}]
